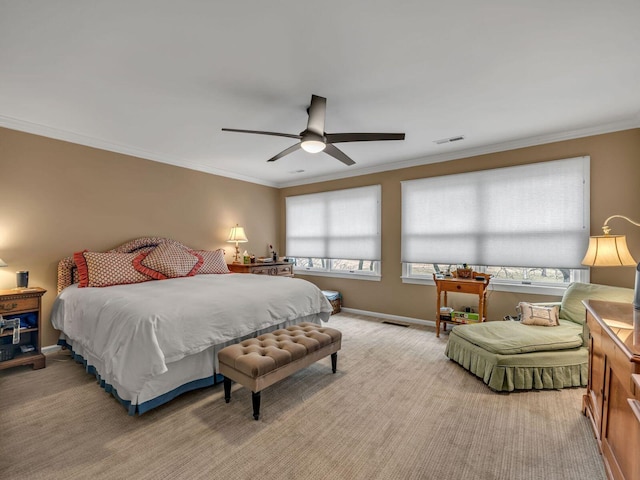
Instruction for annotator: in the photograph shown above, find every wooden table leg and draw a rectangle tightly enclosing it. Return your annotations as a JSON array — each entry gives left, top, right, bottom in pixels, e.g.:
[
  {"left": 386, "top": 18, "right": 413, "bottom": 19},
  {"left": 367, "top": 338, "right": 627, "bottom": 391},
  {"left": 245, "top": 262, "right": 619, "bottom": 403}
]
[{"left": 436, "top": 289, "right": 441, "bottom": 337}]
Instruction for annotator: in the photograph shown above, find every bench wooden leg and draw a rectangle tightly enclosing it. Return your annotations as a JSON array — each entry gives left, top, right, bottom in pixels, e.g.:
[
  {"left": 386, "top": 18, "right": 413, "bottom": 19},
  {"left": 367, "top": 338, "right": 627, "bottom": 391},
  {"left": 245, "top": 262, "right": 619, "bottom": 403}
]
[
  {"left": 331, "top": 352, "right": 338, "bottom": 373},
  {"left": 252, "top": 391, "right": 261, "bottom": 420},
  {"left": 224, "top": 376, "right": 232, "bottom": 403}
]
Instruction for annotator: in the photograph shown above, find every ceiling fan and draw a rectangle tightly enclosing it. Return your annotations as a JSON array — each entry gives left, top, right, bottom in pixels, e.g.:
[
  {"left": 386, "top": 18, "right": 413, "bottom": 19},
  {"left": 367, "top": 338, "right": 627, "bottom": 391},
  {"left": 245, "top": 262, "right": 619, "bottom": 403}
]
[{"left": 222, "top": 94, "right": 405, "bottom": 166}]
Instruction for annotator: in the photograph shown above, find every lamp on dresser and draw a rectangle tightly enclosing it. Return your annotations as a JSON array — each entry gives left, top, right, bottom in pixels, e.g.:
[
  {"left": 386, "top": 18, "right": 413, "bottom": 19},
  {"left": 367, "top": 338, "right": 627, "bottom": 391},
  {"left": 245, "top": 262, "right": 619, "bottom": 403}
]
[
  {"left": 226, "top": 224, "right": 248, "bottom": 264},
  {"left": 581, "top": 214, "right": 640, "bottom": 310}
]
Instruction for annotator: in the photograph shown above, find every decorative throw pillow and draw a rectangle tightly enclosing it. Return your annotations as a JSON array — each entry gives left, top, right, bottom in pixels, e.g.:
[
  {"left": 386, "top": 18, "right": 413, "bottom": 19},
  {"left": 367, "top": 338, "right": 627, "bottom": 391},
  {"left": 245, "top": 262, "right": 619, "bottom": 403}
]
[
  {"left": 517, "top": 302, "right": 560, "bottom": 326},
  {"left": 192, "top": 249, "right": 230, "bottom": 274},
  {"left": 73, "top": 251, "right": 153, "bottom": 288},
  {"left": 133, "top": 243, "right": 203, "bottom": 280}
]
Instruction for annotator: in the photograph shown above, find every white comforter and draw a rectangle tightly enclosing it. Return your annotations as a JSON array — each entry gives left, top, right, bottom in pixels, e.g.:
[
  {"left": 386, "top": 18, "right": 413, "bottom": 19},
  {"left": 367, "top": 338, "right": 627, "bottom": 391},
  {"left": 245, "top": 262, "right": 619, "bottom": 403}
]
[{"left": 51, "top": 273, "right": 333, "bottom": 396}]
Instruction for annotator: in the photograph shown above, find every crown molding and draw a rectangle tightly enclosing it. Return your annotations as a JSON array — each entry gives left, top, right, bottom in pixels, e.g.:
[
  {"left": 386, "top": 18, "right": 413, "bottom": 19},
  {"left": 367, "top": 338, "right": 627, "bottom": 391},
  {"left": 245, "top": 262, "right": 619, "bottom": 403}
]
[
  {"left": 2, "top": 113, "right": 638, "bottom": 190},
  {"left": 276, "top": 116, "right": 640, "bottom": 188},
  {"left": 0, "top": 115, "right": 278, "bottom": 188}
]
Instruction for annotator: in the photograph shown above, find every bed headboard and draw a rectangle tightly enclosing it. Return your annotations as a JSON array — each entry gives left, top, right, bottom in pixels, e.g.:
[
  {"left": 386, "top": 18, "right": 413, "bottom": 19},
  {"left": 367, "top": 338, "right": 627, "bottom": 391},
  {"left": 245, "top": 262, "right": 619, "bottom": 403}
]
[{"left": 57, "top": 237, "right": 190, "bottom": 293}]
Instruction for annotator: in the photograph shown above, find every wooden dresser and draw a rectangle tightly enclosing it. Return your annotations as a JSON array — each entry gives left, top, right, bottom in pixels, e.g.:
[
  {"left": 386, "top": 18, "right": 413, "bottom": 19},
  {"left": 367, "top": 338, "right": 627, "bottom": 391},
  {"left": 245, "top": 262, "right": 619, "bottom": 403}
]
[
  {"left": 228, "top": 262, "right": 294, "bottom": 277},
  {"left": 583, "top": 300, "right": 640, "bottom": 480}
]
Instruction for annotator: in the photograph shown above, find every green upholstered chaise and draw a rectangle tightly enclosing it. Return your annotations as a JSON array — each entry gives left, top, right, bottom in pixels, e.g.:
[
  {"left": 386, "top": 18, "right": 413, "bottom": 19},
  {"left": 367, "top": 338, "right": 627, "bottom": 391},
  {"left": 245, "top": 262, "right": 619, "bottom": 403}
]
[{"left": 444, "top": 282, "right": 634, "bottom": 392}]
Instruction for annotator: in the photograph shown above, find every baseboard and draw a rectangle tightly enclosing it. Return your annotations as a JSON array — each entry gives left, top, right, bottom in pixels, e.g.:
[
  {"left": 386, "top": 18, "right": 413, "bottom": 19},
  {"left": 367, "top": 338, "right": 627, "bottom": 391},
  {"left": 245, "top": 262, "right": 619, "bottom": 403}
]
[
  {"left": 42, "top": 345, "right": 62, "bottom": 355},
  {"left": 339, "top": 307, "right": 436, "bottom": 328}
]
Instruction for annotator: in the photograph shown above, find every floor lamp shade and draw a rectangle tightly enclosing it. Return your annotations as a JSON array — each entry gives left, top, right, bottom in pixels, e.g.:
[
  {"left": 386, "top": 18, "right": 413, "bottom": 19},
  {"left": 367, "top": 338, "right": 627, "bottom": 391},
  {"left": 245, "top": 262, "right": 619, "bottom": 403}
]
[
  {"left": 582, "top": 215, "right": 640, "bottom": 310},
  {"left": 581, "top": 235, "right": 636, "bottom": 267}
]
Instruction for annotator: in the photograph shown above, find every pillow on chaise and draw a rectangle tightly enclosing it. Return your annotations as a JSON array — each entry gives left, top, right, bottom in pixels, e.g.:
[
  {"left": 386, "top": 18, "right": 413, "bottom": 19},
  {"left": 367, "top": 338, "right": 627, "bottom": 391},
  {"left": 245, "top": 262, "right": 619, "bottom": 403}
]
[{"left": 517, "top": 302, "right": 560, "bottom": 327}]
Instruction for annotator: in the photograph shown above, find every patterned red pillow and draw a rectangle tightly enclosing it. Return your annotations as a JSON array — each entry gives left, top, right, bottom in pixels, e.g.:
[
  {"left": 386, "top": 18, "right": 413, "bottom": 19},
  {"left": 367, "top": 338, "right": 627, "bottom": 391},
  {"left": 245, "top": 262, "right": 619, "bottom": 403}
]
[
  {"left": 133, "top": 243, "right": 203, "bottom": 280},
  {"left": 73, "top": 251, "right": 153, "bottom": 288},
  {"left": 192, "top": 249, "right": 230, "bottom": 274}
]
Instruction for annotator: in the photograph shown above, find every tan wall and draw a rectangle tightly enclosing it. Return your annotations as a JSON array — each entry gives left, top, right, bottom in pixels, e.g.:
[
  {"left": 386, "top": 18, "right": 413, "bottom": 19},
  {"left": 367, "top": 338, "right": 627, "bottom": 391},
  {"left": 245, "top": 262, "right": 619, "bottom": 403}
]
[
  {"left": 0, "top": 127, "right": 280, "bottom": 347},
  {"left": 2, "top": 127, "right": 638, "bottom": 347},
  {"left": 279, "top": 129, "right": 640, "bottom": 322}
]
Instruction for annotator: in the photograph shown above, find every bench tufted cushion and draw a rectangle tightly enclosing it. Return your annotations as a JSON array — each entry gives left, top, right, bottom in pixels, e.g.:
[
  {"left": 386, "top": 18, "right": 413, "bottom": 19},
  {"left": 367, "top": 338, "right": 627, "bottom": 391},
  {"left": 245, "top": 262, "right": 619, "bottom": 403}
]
[{"left": 218, "top": 322, "right": 342, "bottom": 378}]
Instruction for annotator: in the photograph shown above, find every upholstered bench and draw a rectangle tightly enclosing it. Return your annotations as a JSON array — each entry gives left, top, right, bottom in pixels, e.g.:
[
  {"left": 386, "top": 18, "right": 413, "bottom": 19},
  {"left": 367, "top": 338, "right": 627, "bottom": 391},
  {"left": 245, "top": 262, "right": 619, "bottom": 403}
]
[{"left": 218, "top": 322, "right": 342, "bottom": 420}]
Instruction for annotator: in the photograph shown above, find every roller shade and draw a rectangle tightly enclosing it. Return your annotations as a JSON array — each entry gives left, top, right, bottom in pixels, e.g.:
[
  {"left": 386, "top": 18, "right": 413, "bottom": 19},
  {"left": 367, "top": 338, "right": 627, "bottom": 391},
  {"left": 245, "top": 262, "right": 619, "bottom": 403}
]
[
  {"left": 286, "top": 185, "right": 381, "bottom": 261},
  {"left": 401, "top": 156, "right": 590, "bottom": 268}
]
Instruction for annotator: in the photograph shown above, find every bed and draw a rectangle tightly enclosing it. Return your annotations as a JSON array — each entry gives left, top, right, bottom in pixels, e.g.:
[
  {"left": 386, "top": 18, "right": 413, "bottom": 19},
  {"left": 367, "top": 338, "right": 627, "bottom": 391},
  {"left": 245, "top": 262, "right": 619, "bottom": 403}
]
[{"left": 51, "top": 237, "right": 333, "bottom": 415}]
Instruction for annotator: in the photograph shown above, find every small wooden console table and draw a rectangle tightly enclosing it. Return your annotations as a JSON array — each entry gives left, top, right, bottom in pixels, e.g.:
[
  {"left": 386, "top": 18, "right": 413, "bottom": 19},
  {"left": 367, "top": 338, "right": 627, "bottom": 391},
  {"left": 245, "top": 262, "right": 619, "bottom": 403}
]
[{"left": 433, "top": 274, "right": 490, "bottom": 337}]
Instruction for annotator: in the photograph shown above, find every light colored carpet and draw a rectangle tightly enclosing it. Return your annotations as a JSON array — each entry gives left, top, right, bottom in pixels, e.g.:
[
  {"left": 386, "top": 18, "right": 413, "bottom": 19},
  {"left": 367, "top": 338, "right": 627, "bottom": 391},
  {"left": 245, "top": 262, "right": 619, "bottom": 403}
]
[{"left": 0, "top": 313, "right": 605, "bottom": 480}]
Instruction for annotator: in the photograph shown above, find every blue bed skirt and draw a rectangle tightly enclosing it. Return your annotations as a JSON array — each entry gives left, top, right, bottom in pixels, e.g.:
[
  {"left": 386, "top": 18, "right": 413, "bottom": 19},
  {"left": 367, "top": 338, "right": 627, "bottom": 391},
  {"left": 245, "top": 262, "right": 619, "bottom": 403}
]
[{"left": 58, "top": 339, "right": 222, "bottom": 415}]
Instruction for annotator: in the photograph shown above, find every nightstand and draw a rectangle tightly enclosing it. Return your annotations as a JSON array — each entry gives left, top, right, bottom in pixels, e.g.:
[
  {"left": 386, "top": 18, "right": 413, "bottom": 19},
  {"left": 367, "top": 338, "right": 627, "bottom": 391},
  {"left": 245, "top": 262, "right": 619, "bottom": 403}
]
[
  {"left": 228, "top": 262, "right": 294, "bottom": 277},
  {"left": 0, "top": 287, "right": 46, "bottom": 370}
]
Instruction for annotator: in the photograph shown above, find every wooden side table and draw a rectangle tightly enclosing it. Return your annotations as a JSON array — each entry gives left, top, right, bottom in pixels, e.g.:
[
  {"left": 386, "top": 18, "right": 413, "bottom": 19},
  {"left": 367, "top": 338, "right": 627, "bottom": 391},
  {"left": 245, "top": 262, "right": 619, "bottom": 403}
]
[
  {"left": 228, "top": 262, "right": 294, "bottom": 277},
  {"left": 0, "top": 287, "right": 47, "bottom": 370},
  {"left": 433, "top": 274, "right": 489, "bottom": 337}
]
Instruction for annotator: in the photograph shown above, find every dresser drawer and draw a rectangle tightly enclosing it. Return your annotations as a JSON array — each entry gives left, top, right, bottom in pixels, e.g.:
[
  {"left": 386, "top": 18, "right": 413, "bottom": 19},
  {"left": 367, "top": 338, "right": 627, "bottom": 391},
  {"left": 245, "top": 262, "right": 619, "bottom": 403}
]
[{"left": 0, "top": 297, "right": 39, "bottom": 314}]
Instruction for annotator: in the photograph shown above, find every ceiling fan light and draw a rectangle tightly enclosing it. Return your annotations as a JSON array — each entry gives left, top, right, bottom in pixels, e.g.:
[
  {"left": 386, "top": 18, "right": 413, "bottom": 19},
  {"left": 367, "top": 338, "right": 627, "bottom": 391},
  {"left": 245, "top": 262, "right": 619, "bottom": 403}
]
[{"left": 300, "top": 140, "right": 326, "bottom": 153}]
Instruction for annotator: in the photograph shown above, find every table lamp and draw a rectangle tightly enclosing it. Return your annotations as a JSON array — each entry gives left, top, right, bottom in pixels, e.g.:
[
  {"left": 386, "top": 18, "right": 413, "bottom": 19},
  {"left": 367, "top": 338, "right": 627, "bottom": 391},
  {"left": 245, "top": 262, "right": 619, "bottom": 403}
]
[
  {"left": 581, "top": 215, "right": 640, "bottom": 310},
  {"left": 226, "top": 224, "right": 248, "bottom": 264}
]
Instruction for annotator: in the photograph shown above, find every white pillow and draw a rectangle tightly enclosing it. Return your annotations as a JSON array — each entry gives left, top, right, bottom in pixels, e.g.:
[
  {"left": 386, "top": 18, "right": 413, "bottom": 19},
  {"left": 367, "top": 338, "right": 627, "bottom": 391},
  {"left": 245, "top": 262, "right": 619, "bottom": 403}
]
[{"left": 517, "top": 302, "right": 559, "bottom": 327}]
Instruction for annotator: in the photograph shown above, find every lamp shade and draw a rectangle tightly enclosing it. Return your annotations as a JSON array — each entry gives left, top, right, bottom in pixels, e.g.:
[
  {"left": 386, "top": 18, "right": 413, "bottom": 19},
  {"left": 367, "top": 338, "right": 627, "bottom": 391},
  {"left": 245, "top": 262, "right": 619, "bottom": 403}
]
[
  {"left": 0, "top": 258, "right": 7, "bottom": 267},
  {"left": 581, "top": 235, "right": 637, "bottom": 267},
  {"left": 226, "top": 225, "right": 248, "bottom": 243}
]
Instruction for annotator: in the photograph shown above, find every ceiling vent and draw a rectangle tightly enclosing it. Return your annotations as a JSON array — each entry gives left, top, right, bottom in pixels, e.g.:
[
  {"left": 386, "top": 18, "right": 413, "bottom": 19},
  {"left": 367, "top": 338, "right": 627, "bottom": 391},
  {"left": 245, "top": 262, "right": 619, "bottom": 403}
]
[{"left": 434, "top": 135, "right": 465, "bottom": 145}]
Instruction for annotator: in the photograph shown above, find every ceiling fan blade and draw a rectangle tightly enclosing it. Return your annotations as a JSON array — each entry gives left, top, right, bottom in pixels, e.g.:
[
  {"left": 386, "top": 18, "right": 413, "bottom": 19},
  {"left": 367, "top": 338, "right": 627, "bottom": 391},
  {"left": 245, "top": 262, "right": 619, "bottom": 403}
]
[
  {"left": 325, "top": 132, "right": 405, "bottom": 144},
  {"left": 306, "top": 95, "right": 326, "bottom": 136},
  {"left": 324, "top": 144, "right": 355, "bottom": 166},
  {"left": 222, "top": 128, "right": 301, "bottom": 140},
  {"left": 267, "top": 143, "right": 302, "bottom": 163}
]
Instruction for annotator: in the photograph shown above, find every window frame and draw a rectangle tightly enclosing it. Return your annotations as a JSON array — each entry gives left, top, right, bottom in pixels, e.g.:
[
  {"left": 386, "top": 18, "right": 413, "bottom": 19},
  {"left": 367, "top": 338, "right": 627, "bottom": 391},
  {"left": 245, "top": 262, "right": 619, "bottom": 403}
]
[
  {"left": 401, "top": 263, "right": 589, "bottom": 295},
  {"left": 291, "top": 257, "right": 381, "bottom": 281}
]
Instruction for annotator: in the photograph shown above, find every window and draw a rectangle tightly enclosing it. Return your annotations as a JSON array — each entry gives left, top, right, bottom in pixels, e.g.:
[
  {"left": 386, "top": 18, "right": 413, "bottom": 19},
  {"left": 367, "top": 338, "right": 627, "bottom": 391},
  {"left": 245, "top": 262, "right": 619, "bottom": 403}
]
[
  {"left": 401, "top": 157, "right": 590, "bottom": 291},
  {"left": 286, "top": 185, "right": 381, "bottom": 279},
  {"left": 290, "top": 257, "right": 380, "bottom": 277},
  {"left": 404, "top": 263, "right": 587, "bottom": 289}
]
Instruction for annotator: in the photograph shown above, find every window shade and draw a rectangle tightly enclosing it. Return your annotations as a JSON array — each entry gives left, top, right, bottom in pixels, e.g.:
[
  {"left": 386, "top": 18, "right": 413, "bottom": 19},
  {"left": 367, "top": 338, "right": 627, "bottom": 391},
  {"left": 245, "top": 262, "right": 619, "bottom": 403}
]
[
  {"left": 286, "top": 185, "right": 381, "bottom": 261},
  {"left": 401, "top": 156, "right": 590, "bottom": 268}
]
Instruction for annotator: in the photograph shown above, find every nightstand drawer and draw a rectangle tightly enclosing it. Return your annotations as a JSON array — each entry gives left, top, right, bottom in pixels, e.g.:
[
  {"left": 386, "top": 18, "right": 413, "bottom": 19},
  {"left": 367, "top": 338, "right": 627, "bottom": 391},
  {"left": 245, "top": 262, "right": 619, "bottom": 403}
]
[
  {"left": 277, "top": 264, "right": 293, "bottom": 276},
  {"left": 0, "top": 297, "right": 39, "bottom": 314},
  {"left": 251, "top": 265, "right": 274, "bottom": 275},
  {"left": 228, "top": 262, "right": 294, "bottom": 277}
]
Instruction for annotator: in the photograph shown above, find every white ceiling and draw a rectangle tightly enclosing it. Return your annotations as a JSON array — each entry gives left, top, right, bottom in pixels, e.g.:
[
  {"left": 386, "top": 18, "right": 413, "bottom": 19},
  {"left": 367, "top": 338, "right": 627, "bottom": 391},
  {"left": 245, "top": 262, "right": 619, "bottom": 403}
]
[{"left": 1, "top": 1, "right": 639, "bottom": 188}]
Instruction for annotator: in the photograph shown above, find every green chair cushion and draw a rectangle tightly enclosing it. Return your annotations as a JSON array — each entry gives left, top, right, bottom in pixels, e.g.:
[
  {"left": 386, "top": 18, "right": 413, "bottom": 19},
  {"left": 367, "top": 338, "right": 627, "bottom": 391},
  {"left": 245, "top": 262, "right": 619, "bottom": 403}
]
[
  {"left": 560, "top": 282, "right": 634, "bottom": 325},
  {"left": 451, "top": 320, "right": 583, "bottom": 355}
]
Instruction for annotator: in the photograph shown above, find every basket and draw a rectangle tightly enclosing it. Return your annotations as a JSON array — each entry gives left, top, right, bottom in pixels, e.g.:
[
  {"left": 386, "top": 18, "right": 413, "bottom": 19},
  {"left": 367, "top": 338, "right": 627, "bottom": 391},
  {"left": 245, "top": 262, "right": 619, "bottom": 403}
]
[
  {"left": 0, "top": 344, "right": 16, "bottom": 362},
  {"left": 322, "top": 290, "right": 342, "bottom": 315},
  {"left": 456, "top": 268, "right": 474, "bottom": 279},
  {"left": 329, "top": 298, "right": 341, "bottom": 315}
]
